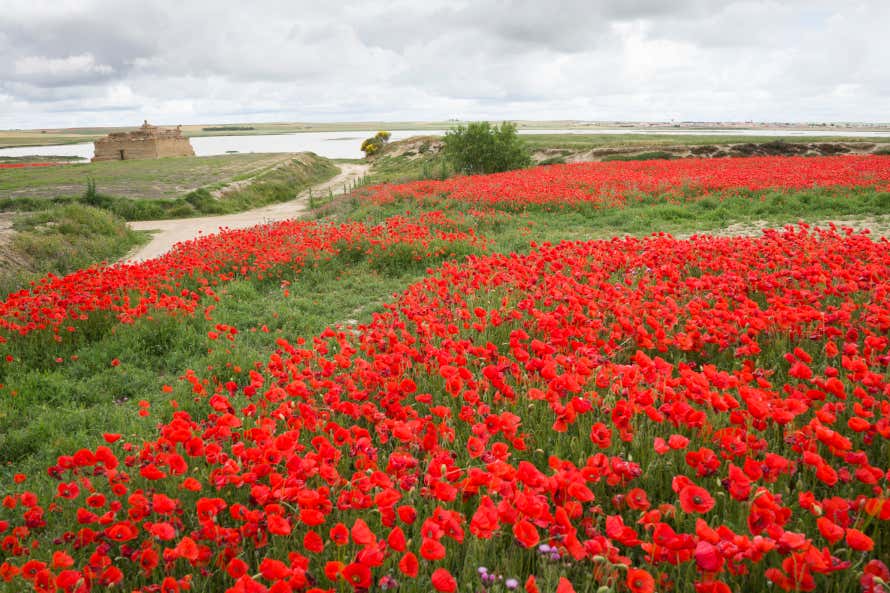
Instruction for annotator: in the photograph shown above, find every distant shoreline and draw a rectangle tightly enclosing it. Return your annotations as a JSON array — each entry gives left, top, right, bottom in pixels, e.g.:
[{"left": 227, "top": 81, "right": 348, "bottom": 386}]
[{"left": 3, "top": 119, "right": 890, "bottom": 148}]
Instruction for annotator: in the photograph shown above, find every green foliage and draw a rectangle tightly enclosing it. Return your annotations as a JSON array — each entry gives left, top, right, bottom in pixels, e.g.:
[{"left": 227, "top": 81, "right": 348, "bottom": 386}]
[
  {"left": 366, "top": 152, "right": 448, "bottom": 184},
  {"left": 442, "top": 121, "right": 532, "bottom": 175},
  {"left": 360, "top": 131, "right": 392, "bottom": 157},
  {"left": 0, "top": 204, "right": 146, "bottom": 295},
  {"left": 84, "top": 177, "right": 98, "bottom": 201}
]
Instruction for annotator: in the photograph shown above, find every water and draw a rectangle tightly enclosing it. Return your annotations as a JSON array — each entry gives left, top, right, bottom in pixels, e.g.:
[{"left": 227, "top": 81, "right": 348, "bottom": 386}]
[{"left": 2, "top": 128, "right": 889, "bottom": 161}]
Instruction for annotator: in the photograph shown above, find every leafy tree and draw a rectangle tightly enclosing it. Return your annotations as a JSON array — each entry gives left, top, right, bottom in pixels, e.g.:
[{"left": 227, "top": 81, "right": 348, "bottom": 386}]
[
  {"left": 361, "top": 131, "right": 392, "bottom": 157},
  {"left": 442, "top": 121, "right": 531, "bottom": 175}
]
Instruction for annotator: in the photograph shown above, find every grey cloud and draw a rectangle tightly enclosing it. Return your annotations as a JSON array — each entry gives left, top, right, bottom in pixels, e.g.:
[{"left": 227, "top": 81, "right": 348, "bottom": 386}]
[{"left": 0, "top": 0, "right": 887, "bottom": 128}]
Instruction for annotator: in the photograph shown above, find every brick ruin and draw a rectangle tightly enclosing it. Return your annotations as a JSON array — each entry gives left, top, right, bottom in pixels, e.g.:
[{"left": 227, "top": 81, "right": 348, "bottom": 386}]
[{"left": 92, "top": 120, "right": 195, "bottom": 162}]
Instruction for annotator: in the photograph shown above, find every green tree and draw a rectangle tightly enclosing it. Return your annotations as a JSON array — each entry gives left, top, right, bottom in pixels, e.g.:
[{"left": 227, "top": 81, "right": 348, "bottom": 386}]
[{"left": 442, "top": 121, "right": 532, "bottom": 175}]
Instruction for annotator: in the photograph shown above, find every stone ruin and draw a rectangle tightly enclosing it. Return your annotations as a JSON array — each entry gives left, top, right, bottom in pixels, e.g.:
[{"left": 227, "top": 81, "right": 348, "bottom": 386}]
[{"left": 92, "top": 120, "right": 195, "bottom": 162}]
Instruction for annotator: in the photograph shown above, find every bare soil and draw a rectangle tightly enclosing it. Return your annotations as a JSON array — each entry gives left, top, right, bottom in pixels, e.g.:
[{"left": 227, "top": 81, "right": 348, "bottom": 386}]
[
  {"left": 0, "top": 214, "right": 18, "bottom": 270},
  {"left": 370, "top": 136, "right": 443, "bottom": 161}
]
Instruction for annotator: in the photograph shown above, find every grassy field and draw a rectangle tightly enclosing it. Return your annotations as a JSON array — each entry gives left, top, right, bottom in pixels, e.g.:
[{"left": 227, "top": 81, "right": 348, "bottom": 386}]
[
  {"left": 366, "top": 151, "right": 449, "bottom": 184},
  {"left": 0, "top": 204, "right": 146, "bottom": 295},
  {"left": 0, "top": 153, "right": 302, "bottom": 200}
]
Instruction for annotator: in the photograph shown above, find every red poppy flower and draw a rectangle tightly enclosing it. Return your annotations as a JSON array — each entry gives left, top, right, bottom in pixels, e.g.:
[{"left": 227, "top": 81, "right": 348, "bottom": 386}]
[
  {"left": 398, "top": 552, "right": 419, "bottom": 578},
  {"left": 556, "top": 577, "right": 576, "bottom": 593},
  {"left": 324, "top": 561, "right": 344, "bottom": 582},
  {"left": 387, "top": 526, "right": 406, "bottom": 552},
  {"left": 420, "top": 537, "right": 446, "bottom": 560},
  {"left": 303, "top": 530, "right": 324, "bottom": 554},
  {"left": 817, "top": 517, "right": 844, "bottom": 545},
  {"left": 266, "top": 514, "right": 291, "bottom": 536},
  {"left": 342, "top": 562, "right": 371, "bottom": 589},
  {"left": 513, "top": 520, "right": 539, "bottom": 548},
  {"left": 50, "top": 551, "right": 73, "bottom": 570},
  {"left": 694, "top": 541, "right": 723, "bottom": 572},
  {"left": 431, "top": 568, "right": 457, "bottom": 593},
  {"left": 627, "top": 568, "right": 655, "bottom": 593},
  {"left": 161, "top": 577, "right": 180, "bottom": 593},
  {"left": 227, "top": 558, "right": 248, "bottom": 579},
  {"left": 679, "top": 484, "right": 715, "bottom": 514},
  {"left": 259, "top": 558, "right": 291, "bottom": 580},
  {"left": 846, "top": 528, "right": 874, "bottom": 552},
  {"left": 351, "top": 518, "right": 376, "bottom": 545}
]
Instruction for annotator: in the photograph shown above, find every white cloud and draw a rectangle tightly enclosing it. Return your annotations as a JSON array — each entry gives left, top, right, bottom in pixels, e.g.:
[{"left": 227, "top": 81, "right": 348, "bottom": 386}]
[
  {"left": 14, "top": 53, "right": 113, "bottom": 79},
  {"left": 0, "top": 0, "right": 887, "bottom": 128}
]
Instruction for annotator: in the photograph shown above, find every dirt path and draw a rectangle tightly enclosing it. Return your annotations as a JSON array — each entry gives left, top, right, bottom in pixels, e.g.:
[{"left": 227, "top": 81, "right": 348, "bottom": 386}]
[
  {"left": 0, "top": 213, "right": 18, "bottom": 270},
  {"left": 125, "top": 163, "right": 369, "bottom": 262}
]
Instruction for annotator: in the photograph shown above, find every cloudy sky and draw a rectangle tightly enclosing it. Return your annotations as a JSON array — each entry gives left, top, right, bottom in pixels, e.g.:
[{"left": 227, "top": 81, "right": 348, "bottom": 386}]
[{"left": 1, "top": 0, "right": 887, "bottom": 129}]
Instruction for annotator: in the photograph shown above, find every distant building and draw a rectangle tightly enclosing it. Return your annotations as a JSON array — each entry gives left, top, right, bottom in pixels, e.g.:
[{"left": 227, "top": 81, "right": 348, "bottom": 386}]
[{"left": 92, "top": 120, "right": 195, "bottom": 162}]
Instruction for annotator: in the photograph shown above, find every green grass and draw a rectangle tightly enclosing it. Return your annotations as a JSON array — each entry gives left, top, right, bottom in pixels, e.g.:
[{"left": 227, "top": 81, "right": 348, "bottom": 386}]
[
  {"left": 334, "top": 185, "right": 890, "bottom": 256},
  {"left": 367, "top": 151, "right": 450, "bottom": 183},
  {"left": 0, "top": 204, "right": 147, "bottom": 295},
  {"left": 515, "top": 186, "right": 890, "bottom": 240},
  {"left": 0, "top": 153, "right": 311, "bottom": 201},
  {"left": 0, "top": 154, "right": 338, "bottom": 220},
  {"left": 0, "top": 155, "right": 84, "bottom": 164},
  {"left": 0, "top": 257, "right": 423, "bottom": 476}
]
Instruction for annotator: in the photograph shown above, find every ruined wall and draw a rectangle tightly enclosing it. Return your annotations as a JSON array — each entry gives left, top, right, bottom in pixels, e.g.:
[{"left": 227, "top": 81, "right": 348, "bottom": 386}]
[
  {"left": 93, "top": 137, "right": 157, "bottom": 161},
  {"left": 91, "top": 125, "right": 195, "bottom": 162},
  {"left": 155, "top": 137, "right": 195, "bottom": 158}
]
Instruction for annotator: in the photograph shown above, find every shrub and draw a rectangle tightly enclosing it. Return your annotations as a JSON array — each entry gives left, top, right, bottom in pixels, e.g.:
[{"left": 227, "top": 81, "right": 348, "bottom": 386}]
[
  {"left": 442, "top": 121, "right": 532, "bottom": 175},
  {"left": 361, "top": 131, "right": 392, "bottom": 157}
]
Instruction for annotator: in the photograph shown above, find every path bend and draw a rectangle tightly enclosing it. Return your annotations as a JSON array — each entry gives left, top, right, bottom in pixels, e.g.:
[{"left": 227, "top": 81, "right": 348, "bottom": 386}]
[{"left": 125, "top": 163, "right": 368, "bottom": 262}]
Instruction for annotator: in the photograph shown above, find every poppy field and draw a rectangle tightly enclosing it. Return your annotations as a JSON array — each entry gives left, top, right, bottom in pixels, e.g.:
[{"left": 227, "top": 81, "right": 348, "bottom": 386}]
[
  {"left": 1, "top": 155, "right": 890, "bottom": 593},
  {"left": 367, "top": 155, "right": 890, "bottom": 209}
]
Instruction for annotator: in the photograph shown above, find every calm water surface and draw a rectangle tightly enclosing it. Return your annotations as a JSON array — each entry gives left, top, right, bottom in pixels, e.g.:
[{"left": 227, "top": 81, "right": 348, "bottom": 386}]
[{"left": 2, "top": 128, "right": 889, "bottom": 161}]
